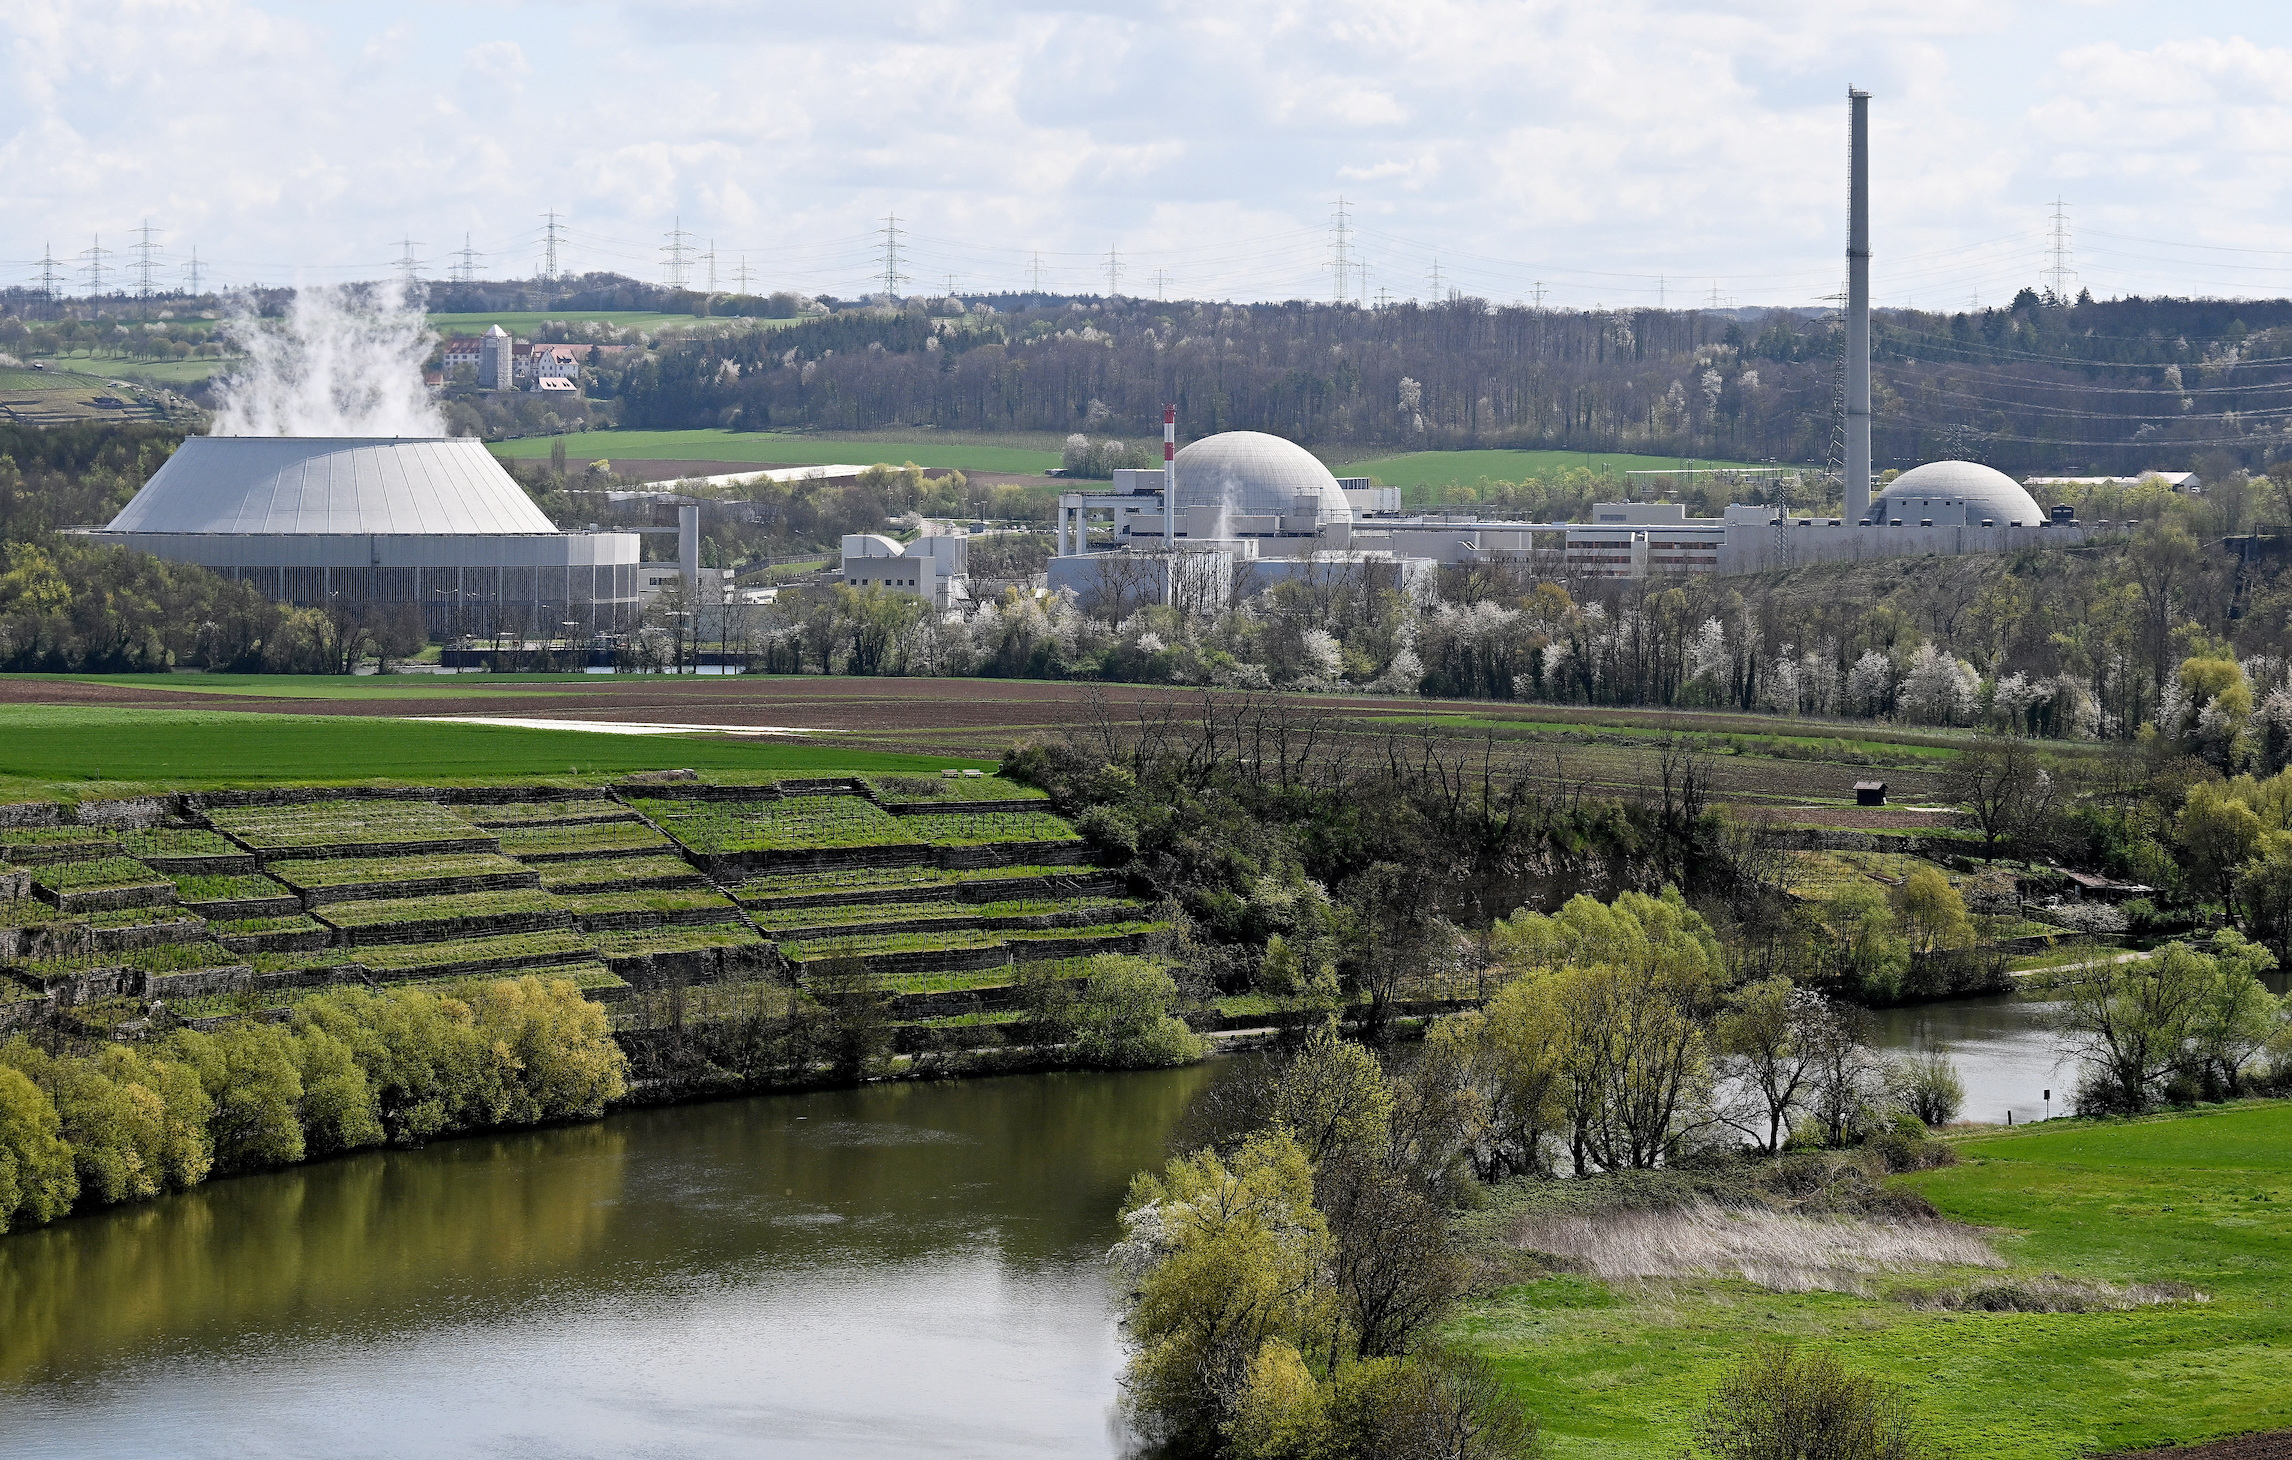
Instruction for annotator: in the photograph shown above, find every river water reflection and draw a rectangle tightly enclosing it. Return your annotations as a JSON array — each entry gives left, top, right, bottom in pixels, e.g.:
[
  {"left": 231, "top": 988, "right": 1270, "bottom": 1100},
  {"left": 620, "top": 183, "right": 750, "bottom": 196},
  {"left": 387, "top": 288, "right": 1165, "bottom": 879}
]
[
  {"left": 0, "top": 1065, "right": 1219, "bottom": 1459},
  {"left": 2, "top": 975, "right": 2268, "bottom": 1457}
]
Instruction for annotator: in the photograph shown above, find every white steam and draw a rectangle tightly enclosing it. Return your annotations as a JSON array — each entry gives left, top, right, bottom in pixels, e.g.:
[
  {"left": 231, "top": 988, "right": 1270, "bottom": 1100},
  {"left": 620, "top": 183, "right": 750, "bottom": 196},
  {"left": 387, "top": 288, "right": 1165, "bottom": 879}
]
[{"left": 213, "top": 280, "right": 447, "bottom": 437}]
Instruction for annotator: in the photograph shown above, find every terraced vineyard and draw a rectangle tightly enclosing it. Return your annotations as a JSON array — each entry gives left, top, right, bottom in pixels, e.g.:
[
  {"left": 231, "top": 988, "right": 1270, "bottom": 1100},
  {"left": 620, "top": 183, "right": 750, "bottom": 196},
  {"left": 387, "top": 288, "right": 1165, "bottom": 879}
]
[{"left": 0, "top": 772, "right": 1156, "bottom": 1046}]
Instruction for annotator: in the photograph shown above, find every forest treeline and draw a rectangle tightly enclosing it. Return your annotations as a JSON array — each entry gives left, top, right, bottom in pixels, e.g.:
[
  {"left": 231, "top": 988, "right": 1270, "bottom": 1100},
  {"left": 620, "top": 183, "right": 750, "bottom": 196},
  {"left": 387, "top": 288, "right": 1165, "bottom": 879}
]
[{"left": 592, "top": 289, "right": 2292, "bottom": 474}]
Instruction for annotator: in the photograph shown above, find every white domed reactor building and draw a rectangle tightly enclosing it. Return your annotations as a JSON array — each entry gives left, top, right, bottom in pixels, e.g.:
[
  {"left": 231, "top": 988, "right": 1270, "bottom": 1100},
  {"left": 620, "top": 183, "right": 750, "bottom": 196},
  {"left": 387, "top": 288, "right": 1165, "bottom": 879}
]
[
  {"left": 86, "top": 437, "right": 642, "bottom": 634},
  {"left": 1869, "top": 461, "right": 2045, "bottom": 528}
]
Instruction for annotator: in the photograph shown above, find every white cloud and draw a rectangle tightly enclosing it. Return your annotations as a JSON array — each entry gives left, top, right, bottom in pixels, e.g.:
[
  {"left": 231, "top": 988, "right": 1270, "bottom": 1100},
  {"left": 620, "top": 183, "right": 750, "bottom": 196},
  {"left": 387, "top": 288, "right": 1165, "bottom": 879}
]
[{"left": 2, "top": 0, "right": 2290, "bottom": 304}]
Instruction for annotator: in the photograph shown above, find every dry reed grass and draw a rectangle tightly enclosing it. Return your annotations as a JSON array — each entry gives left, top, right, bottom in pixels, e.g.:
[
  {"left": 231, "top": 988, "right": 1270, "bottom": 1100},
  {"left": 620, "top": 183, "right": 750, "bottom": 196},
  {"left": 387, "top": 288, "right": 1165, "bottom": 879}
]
[{"left": 1508, "top": 1200, "right": 2005, "bottom": 1292}]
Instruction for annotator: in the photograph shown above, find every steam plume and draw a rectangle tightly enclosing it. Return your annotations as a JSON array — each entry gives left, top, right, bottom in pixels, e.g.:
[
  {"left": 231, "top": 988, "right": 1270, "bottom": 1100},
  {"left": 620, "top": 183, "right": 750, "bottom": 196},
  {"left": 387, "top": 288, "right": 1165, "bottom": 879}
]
[{"left": 212, "top": 280, "right": 446, "bottom": 437}]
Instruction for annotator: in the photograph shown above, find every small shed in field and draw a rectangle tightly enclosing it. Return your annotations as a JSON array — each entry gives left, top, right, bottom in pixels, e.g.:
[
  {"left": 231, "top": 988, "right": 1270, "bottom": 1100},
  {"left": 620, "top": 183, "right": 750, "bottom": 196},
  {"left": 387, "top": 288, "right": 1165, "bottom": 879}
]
[{"left": 1854, "top": 780, "right": 1887, "bottom": 806}]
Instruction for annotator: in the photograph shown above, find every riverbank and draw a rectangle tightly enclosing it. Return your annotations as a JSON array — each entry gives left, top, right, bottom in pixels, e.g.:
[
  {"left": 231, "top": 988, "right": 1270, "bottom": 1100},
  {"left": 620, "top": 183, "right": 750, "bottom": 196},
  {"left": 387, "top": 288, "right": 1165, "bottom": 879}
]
[{"left": 1455, "top": 1101, "right": 2292, "bottom": 1459}]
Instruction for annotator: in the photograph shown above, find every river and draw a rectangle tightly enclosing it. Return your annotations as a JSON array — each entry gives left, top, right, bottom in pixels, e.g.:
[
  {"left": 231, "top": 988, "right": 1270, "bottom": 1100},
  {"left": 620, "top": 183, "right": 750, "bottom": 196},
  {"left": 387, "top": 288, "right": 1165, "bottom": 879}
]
[{"left": 0, "top": 989, "right": 2215, "bottom": 1457}]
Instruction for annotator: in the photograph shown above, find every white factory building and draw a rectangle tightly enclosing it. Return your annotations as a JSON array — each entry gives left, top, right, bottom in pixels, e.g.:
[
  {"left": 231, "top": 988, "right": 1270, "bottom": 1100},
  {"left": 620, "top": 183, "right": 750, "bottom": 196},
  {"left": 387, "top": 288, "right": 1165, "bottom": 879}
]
[
  {"left": 841, "top": 532, "right": 972, "bottom": 611},
  {"left": 1046, "top": 435, "right": 2087, "bottom": 599},
  {"left": 82, "top": 436, "right": 644, "bottom": 633}
]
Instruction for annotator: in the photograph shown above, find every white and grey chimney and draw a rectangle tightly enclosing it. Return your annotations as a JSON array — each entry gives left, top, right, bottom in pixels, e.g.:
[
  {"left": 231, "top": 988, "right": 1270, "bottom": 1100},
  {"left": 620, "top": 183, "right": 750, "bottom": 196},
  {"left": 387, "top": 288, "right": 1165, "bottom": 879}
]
[{"left": 1846, "top": 87, "right": 1873, "bottom": 525}]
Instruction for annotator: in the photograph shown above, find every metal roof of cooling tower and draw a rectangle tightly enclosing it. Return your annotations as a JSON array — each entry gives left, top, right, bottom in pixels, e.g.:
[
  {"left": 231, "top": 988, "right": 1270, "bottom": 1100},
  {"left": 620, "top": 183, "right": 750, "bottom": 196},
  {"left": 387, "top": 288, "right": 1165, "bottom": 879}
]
[{"left": 104, "top": 437, "right": 560, "bottom": 536}]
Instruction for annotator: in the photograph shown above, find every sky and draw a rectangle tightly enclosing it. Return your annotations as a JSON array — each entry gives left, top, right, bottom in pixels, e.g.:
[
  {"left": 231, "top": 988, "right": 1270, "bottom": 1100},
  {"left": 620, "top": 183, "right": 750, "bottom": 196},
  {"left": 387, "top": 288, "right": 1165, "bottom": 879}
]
[{"left": 5, "top": 0, "right": 2292, "bottom": 311}]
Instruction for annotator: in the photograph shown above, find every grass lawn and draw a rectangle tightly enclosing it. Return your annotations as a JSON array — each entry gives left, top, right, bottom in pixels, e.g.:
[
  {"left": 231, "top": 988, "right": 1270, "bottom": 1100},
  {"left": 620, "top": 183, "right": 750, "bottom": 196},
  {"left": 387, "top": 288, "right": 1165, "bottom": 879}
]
[
  {"left": 1460, "top": 1103, "right": 2292, "bottom": 1460},
  {"left": 1330, "top": 449, "right": 1783, "bottom": 495},
  {"left": 14, "top": 672, "right": 629, "bottom": 701},
  {"left": 0, "top": 705, "right": 977, "bottom": 799},
  {"left": 488, "top": 428, "right": 1062, "bottom": 475}
]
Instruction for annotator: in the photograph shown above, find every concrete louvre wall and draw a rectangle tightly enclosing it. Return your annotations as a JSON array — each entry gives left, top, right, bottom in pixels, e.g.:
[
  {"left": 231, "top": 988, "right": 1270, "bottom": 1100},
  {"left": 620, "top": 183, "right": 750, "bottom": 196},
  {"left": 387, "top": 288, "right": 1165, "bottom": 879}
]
[{"left": 1721, "top": 523, "right": 2088, "bottom": 574}]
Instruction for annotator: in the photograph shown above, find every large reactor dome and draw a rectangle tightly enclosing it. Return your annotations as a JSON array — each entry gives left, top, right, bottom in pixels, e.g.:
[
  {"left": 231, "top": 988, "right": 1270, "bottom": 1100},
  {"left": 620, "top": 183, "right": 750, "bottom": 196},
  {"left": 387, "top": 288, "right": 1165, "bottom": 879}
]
[
  {"left": 90, "top": 436, "right": 641, "bottom": 632},
  {"left": 1173, "top": 431, "right": 1353, "bottom": 525},
  {"left": 1871, "top": 460, "right": 2044, "bottom": 528}
]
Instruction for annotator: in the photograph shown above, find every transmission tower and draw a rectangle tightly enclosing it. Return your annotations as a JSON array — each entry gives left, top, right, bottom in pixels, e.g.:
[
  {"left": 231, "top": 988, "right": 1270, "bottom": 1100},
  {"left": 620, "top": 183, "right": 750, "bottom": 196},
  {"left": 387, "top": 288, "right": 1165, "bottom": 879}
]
[
  {"left": 1427, "top": 256, "right": 1445, "bottom": 301},
  {"left": 38, "top": 244, "right": 63, "bottom": 302},
  {"left": 394, "top": 236, "right": 426, "bottom": 285},
  {"left": 1328, "top": 196, "right": 1351, "bottom": 304},
  {"left": 183, "top": 247, "right": 203, "bottom": 297},
  {"left": 2044, "top": 198, "right": 2078, "bottom": 303},
  {"left": 1657, "top": 275, "right": 1668, "bottom": 309},
  {"left": 734, "top": 256, "right": 751, "bottom": 294},
  {"left": 78, "top": 235, "right": 112, "bottom": 297},
  {"left": 1531, "top": 280, "right": 1547, "bottom": 310},
  {"left": 660, "top": 217, "right": 697, "bottom": 289},
  {"left": 1151, "top": 268, "right": 1171, "bottom": 301},
  {"left": 452, "top": 233, "right": 481, "bottom": 284},
  {"left": 131, "top": 220, "right": 162, "bottom": 298},
  {"left": 1708, "top": 280, "right": 1722, "bottom": 309},
  {"left": 1822, "top": 283, "right": 1849, "bottom": 502},
  {"left": 706, "top": 240, "right": 717, "bottom": 293},
  {"left": 878, "top": 215, "right": 907, "bottom": 295},
  {"left": 540, "top": 209, "right": 564, "bottom": 281},
  {"left": 1103, "top": 244, "right": 1123, "bottom": 297},
  {"left": 1029, "top": 251, "right": 1045, "bottom": 293}
]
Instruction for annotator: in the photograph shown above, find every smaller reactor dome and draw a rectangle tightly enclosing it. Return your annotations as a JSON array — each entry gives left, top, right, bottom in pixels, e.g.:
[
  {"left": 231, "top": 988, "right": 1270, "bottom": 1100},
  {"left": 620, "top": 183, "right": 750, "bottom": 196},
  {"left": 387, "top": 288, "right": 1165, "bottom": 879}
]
[
  {"left": 1173, "top": 431, "right": 1353, "bottom": 524},
  {"left": 1870, "top": 460, "right": 2044, "bottom": 527}
]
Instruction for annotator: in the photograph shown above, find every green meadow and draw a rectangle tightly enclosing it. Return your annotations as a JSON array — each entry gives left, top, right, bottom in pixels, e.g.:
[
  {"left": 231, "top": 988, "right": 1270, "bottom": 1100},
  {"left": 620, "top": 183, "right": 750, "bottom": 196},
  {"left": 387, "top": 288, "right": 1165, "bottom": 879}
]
[
  {"left": 1462, "top": 1102, "right": 2292, "bottom": 1459},
  {"left": 1331, "top": 448, "right": 1783, "bottom": 494},
  {"left": 0, "top": 703, "right": 977, "bottom": 800},
  {"left": 489, "top": 428, "right": 1063, "bottom": 475}
]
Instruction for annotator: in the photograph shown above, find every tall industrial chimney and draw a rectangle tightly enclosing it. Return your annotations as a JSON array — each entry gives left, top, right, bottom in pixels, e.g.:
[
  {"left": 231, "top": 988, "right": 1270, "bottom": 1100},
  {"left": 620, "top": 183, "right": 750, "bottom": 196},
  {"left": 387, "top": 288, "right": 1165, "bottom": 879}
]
[
  {"left": 1163, "top": 403, "right": 1178, "bottom": 604},
  {"left": 1846, "top": 87, "right": 1873, "bottom": 525}
]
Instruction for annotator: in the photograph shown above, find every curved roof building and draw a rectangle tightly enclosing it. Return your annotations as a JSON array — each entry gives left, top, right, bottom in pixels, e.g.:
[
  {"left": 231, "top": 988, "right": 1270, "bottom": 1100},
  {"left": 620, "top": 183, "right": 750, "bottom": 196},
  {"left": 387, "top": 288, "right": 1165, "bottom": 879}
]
[
  {"left": 1870, "top": 460, "right": 2045, "bottom": 528},
  {"left": 109, "top": 437, "right": 562, "bottom": 535},
  {"left": 89, "top": 436, "right": 641, "bottom": 633},
  {"left": 1174, "top": 431, "right": 1353, "bottom": 525}
]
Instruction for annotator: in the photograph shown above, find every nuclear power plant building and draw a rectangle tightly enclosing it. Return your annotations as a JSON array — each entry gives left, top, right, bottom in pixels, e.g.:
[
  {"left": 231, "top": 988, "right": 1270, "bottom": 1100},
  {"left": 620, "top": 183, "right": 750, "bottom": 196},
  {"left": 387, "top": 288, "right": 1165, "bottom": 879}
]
[{"left": 84, "top": 436, "right": 642, "bottom": 633}]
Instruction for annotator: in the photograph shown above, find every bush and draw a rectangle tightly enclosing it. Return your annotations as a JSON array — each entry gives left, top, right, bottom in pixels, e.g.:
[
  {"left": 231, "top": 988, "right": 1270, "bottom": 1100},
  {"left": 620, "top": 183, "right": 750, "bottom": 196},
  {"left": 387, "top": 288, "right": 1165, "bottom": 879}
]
[
  {"left": 1698, "top": 1342, "right": 1941, "bottom": 1460},
  {"left": 1023, "top": 955, "right": 1203, "bottom": 1069},
  {"left": 1896, "top": 1049, "right": 1965, "bottom": 1127},
  {"left": 0, "top": 1063, "right": 76, "bottom": 1233}
]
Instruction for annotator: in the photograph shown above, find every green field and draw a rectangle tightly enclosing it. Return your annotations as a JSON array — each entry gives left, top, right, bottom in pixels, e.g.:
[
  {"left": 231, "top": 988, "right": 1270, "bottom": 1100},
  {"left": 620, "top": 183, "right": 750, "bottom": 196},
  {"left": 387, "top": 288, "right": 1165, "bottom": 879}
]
[
  {"left": 427, "top": 311, "right": 803, "bottom": 336},
  {"left": 489, "top": 428, "right": 1063, "bottom": 475},
  {"left": 1464, "top": 1103, "right": 2292, "bottom": 1459},
  {"left": 15, "top": 673, "right": 634, "bottom": 701},
  {"left": 1332, "top": 449, "right": 1783, "bottom": 493},
  {"left": 0, "top": 704, "right": 982, "bottom": 800}
]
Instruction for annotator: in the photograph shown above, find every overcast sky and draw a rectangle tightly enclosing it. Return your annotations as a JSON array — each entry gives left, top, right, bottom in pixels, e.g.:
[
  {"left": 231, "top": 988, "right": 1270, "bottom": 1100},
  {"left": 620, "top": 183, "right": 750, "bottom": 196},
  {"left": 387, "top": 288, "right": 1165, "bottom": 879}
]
[{"left": 5, "top": 0, "right": 2292, "bottom": 310}]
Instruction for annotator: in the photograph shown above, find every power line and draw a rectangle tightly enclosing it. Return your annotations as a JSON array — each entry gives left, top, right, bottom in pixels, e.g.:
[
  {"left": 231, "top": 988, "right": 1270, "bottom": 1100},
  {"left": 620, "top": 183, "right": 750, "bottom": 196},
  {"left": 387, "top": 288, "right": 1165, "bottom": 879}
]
[
  {"left": 78, "top": 235, "right": 111, "bottom": 297},
  {"left": 661, "top": 216, "right": 697, "bottom": 289},
  {"left": 879, "top": 214, "right": 907, "bottom": 295},
  {"left": 540, "top": 209, "right": 564, "bottom": 281},
  {"left": 2045, "top": 198, "right": 2078, "bottom": 303},
  {"left": 131, "top": 220, "right": 162, "bottom": 298}
]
